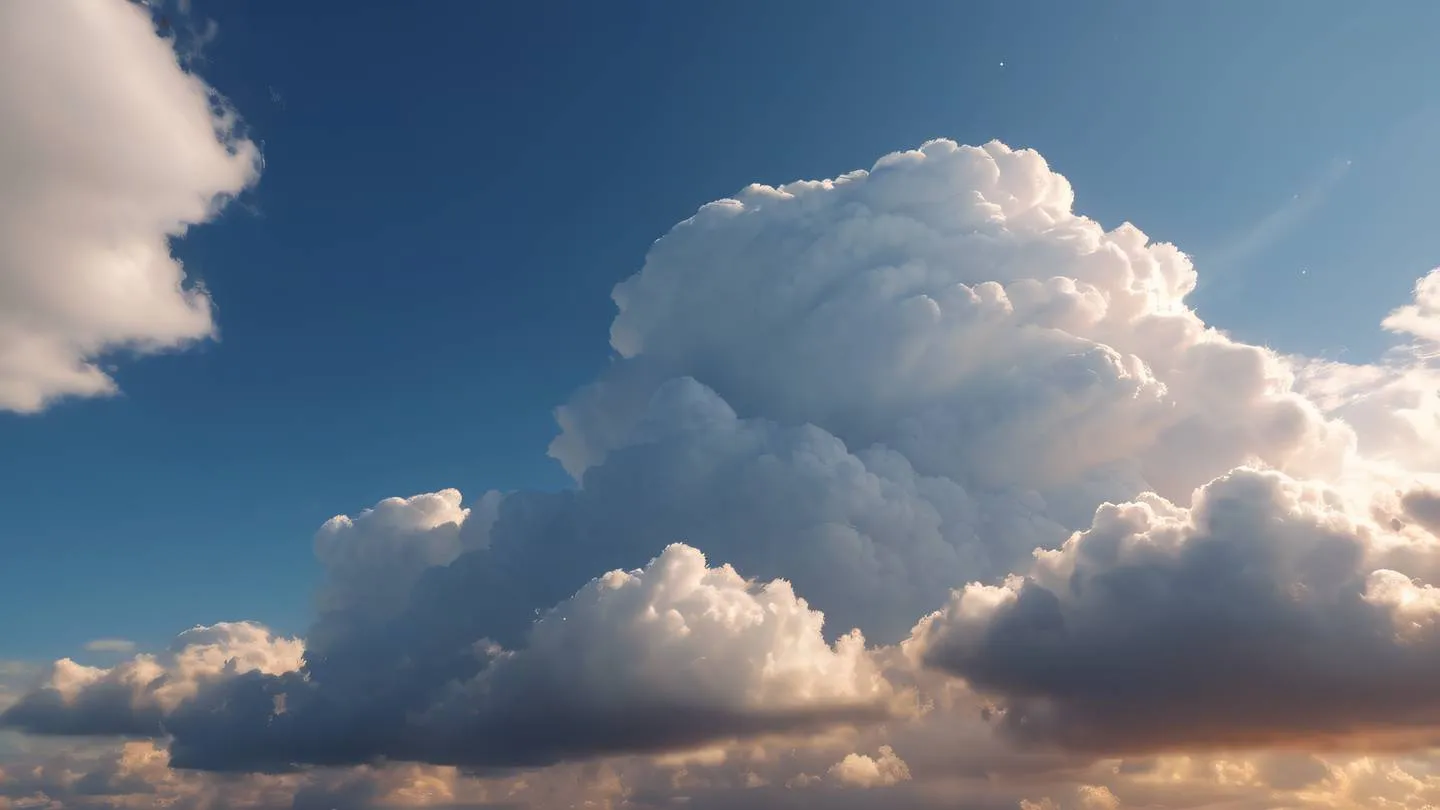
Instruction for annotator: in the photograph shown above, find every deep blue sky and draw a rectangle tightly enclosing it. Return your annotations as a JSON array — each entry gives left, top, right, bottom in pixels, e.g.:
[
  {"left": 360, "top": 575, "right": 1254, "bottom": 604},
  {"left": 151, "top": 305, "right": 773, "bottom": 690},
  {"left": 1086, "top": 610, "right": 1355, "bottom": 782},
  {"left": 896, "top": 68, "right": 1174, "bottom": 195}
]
[{"left": 4, "top": 0, "right": 1438, "bottom": 659}]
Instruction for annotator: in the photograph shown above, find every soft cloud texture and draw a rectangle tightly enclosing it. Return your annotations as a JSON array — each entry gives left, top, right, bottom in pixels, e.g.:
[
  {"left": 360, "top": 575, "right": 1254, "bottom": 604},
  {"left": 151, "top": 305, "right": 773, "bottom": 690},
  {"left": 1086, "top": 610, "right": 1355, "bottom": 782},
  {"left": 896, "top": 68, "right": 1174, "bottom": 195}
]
[
  {"left": 1384, "top": 268, "right": 1440, "bottom": 347},
  {"left": 1293, "top": 268, "right": 1440, "bottom": 472},
  {"left": 9, "top": 546, "right": 896, "bottom": 772},
  {"left": 394, "top": 543, "right": 897, "bottom": 767},
  {"left": 1, "top": 622, "right": 302, "bottom": 738},
  {"left": 0, "top": 0, "right": 258, "bottom": 413},
  {"left": 828, "top": 745, "right": 912, "bottom": 788},
  {"left": 910, "top": 467, "right": 1440, "bottom": 752},
  {"left": 554, "top": 140, "right": 1348, "bottom": 502},
  {"left": 308, "top": 488, "right": 501, "bottom": 652}
]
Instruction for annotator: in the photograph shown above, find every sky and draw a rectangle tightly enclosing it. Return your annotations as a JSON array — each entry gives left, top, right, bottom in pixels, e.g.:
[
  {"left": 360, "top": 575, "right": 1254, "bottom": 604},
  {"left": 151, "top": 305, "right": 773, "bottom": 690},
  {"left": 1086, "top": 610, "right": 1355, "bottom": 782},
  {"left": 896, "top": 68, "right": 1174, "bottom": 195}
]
[{"left": 2, "top": 2, "right": 1440, "bottom": 809}]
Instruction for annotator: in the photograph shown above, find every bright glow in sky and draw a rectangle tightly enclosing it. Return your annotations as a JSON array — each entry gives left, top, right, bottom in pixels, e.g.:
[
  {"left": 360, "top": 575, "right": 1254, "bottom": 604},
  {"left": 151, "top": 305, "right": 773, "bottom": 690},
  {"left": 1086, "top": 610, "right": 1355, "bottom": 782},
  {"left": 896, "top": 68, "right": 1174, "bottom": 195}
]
[{"left": 3, "top": 2, "right": 1440, "bottom": 809}]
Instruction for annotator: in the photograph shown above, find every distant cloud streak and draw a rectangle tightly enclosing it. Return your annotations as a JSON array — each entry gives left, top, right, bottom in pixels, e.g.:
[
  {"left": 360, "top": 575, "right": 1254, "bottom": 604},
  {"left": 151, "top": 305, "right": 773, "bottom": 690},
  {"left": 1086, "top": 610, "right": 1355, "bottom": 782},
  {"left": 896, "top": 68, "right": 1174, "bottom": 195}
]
[
  {"left": 82, "top": 639, "right": 138, "bottom": 655},
  {"left": 1196, "top": 156, "right": 1352, "bottom": 294}
]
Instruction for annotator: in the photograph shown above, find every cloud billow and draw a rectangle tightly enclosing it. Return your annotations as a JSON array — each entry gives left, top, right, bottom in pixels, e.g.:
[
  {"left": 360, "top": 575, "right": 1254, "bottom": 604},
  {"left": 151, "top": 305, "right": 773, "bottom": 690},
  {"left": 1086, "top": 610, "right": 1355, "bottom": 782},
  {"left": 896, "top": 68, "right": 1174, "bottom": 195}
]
[
  {"left": 163, "top": 544, "right": 899, "bottom": 771},
  {"left": 910, "top": 467, "right": 1440, "bottom": 750}
]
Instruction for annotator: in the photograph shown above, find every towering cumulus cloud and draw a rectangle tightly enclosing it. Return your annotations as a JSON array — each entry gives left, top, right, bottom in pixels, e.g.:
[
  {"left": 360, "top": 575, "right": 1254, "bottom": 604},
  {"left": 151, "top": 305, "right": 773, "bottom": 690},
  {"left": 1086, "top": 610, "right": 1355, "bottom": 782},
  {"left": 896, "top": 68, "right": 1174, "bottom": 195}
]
[
  {"left": 0, "top": 0, "right": 258, "bottom": 413},
  {"left": 8, "top": 135, "right": 1440, "bottom": 806}
]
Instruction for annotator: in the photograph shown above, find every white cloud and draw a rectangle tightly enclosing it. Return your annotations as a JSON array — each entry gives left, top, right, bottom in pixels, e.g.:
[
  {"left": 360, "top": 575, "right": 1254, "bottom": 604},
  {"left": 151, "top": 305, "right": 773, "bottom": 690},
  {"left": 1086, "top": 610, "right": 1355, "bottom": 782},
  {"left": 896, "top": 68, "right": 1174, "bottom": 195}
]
[
  {"left": 157, "top": 544, "right": 900, "bottom": 772},
  {"left": 554, "top": 139, "right": 1349, "bottom": 504},
  {"left": 1294, "top": 269, "right": 1440, "bottom": 471},
  {"left": 828, "top": 745, "right": 911, "bottom": 788},
  {"left": 909, "top": 468, "right": 1440, "bottom": 752},
  {"left": 1383, "top": 267, "right": 1440, "bottom": 347},
  {"left": 407, "top": 543, "right": 900, "bottom": 763},
  {"left": 309, "top": 488, "right": 500, "bottom": 650},
  {"left": 1077, "top": 784, "right": 1122, "bottom": 810},
  {"left": 386, "top": 378, "right": 1074, "bottom": 647},
  {"left": 0, "top": 0, "right": 258, "bottom": 413}
]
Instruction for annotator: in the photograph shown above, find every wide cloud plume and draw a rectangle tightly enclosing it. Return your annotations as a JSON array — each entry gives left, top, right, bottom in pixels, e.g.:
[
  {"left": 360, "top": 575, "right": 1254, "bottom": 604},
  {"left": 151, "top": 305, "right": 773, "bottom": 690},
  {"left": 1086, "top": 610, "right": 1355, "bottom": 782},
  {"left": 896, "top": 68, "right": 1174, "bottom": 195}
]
[{"left": 0, "top": 0, "right": 258, "bottom": 413}]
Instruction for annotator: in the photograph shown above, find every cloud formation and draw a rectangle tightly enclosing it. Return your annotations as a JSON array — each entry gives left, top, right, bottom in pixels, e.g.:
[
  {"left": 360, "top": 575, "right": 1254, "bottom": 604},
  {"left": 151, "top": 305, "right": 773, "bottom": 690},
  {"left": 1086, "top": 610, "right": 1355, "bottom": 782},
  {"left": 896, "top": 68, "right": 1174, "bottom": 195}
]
[
  {"left": 828, "top": 745, "right": 912, "bottom": 788},
  {"left": 9, "top": 547, "right": 897, "bottom": 772},
  {"left": 1, "top": 622, "right": 301, "bottom": 738},
  {"left": 389, "top": 543, "right": 897, "bottom": 768},
  {"left": 7, "top": 133, "right": 1440, "bottom": 809},
  {"left": 911, "top": 467, "right": 1440, "bottom": 752},
  {"left": 0, "top": 0, "right": 258, "bottom": 413},
  {"left": 555, "top": 140, "right": 1348, "bottom": 503},
  {"left": 1384, "top": 268, "right": 1440, "bottom": 347}
]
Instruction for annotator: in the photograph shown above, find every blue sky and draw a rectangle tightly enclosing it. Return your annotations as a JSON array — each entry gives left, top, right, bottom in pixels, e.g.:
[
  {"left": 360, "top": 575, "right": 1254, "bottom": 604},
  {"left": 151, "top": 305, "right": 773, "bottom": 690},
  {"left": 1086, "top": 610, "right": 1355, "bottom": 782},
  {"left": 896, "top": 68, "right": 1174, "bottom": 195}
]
[{"left": 3, "top": 0, "right": 1438, "bottom": 664}]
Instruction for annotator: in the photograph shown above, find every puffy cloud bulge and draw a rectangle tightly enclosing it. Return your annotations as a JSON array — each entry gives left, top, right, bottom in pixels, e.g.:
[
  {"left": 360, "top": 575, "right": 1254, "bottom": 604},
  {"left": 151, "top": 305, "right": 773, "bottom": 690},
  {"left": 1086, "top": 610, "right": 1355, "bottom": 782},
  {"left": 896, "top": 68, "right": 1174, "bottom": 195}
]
[
  {"left": 8, "top": 131, "right": 1440, "bottom": 783},
  {"left": 2, "top": 623, "right": 302, "bottom": 738},
  {"left": 910, "top": 468, "right": 1440, "bottom": 752},
  {"left": 0, "top": 0, "right": 258, "bottom": 413}
]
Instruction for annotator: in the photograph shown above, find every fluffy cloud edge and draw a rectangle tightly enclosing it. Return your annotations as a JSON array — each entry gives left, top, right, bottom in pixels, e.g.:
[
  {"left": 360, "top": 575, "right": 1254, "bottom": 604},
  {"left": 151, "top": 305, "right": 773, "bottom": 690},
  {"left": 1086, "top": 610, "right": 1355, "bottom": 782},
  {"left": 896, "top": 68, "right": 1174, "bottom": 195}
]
[{"left": 0, "top": 0, "right": 260, "bottom": 413}]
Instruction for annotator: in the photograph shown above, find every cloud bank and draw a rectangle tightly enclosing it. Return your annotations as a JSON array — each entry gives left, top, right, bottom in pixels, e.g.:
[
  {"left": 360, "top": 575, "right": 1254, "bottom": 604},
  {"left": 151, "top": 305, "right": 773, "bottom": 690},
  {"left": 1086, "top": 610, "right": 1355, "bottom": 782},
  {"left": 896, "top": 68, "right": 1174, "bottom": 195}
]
[
  {"left": 6, "top": 545, "right": 897, "bottom": 772},
  {"left": 0, "top": 0, "right": 258, "bottom": 413}
]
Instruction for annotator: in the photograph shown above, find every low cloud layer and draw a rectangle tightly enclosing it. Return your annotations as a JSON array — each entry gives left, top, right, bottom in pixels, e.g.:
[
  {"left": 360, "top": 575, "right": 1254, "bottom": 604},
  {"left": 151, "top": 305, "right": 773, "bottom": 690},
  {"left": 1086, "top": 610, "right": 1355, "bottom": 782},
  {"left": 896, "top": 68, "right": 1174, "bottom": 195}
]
[
  {"left": 8, "top": 547, "right": 897, "bottom": 772},
  {"left": 0, "top": 0, "right": 258, "bottom": 413},
  {"left": 1, "top": 622, "right": 302, "bottom": 738}
]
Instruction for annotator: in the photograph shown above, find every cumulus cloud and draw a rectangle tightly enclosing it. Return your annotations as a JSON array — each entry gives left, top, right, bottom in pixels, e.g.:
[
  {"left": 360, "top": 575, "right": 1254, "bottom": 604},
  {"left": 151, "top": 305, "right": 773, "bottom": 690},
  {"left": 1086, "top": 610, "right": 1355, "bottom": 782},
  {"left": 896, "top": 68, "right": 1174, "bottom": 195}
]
[
  {"left": 1383, "top": 268, "right": 1440, "bottom": 347},
  {"left": 8, "top": 134, "right": 1440, "bottom": 803},
  {"left": 0, "top": 622, "right": 302, "bottom": 738},
  {"left": 0, "top": 0, "right": 258, "bottom": 413},
  {"left": 156, "top": 544, "right": 898, "bottom": 772},
  {"left": 81, "top": 640, "right": 136, "bottom": 655},
  {"left": 1403, "top": 488, "right": 1440, "bottom": 536},
  {"left": 911, "top": 468, "right": 1440, "bottom": 752},
  {"left": 1295, "top": 268, "right": 1440, "bottom": 474},
  {"left": 828, "top": 745, "right": 911, "bottom": 788},
  {"left": 307, "top": 488, "right": 501, "bottom": 652},
  {"left": 376, "top": 377, "right": 1071, "bottom": 649},
  {"left": 5, "top": 545, "right": 897, "bottom": 773},
  {"left": 7, "top": 688, "right": 1440, "bottom": 810},
  {"left": 270, "top": 140, "right": 1362, "bottom": 677},
  {"left": 554, "top": 139, "right": 1349, "bottom": 502}
]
